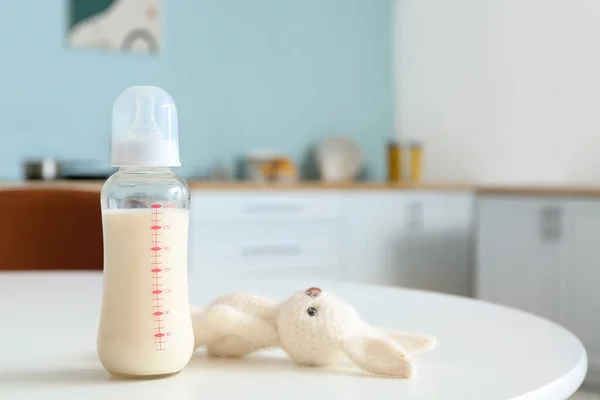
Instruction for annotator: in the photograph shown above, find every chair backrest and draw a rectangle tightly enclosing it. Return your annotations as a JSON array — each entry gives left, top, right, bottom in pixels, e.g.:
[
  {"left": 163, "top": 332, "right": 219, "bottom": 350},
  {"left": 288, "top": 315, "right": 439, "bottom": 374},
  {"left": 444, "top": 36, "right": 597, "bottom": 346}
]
[{"left": 0, "top": 188, "right": 103, "bottom": 270}]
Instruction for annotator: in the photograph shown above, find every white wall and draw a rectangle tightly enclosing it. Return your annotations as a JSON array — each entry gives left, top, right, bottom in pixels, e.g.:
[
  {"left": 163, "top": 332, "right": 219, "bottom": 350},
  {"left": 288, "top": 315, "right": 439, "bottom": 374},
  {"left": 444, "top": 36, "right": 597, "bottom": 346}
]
[{"left": 394, "top": 0, "right": 600, "bottom": 184}]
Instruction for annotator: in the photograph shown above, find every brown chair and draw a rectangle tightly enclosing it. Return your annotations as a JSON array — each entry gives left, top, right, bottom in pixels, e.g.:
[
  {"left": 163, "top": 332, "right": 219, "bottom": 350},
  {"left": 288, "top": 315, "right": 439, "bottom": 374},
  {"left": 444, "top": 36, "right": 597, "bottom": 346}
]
[{"left": 0, "top": 188, "right": 103, "bottom": 270}]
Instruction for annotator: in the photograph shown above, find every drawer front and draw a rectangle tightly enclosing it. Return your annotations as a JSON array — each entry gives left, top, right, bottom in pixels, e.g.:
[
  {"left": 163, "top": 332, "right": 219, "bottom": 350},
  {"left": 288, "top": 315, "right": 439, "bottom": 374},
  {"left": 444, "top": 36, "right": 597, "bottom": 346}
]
[
  {"left": 190, "top": 266, "right": 341, "bottom": 281},
  {"left": 192, "top": 236, "right": 340, "bottom": 270},
  {"left": 191, "top": 191, "right": 342, "bottom": 220},
  {"left": 191, "top": 222, "right": 341, "bottom": 270}
]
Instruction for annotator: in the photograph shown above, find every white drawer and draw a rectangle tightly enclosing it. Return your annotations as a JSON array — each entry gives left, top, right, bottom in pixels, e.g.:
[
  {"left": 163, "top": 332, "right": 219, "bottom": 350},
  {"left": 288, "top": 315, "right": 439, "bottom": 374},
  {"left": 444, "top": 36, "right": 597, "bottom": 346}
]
[
  {"left": 192, "top": 218, "right": 339, "bottom": 239},
  {"left": 192, "top": 238, "right": 340, "bottom": 270},
  {"left": 190, "top": 191, "right": 342, "bottom": 221},
  {"left": 191, "top": 223, "right": 341, "bottom": 270},
  {"left": 190, "top": 266, "right": 341, "bottom": 281}
]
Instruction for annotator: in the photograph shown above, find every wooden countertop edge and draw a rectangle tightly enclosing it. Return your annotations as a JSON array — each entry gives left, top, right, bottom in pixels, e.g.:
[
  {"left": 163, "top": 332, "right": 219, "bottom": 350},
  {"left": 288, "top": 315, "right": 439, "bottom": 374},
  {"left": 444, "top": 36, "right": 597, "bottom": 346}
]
[
  {"left": 188, "top": 181, "right": 477, "bottom": 191},
  {"left": 3, "top": 180, "right": 600, "bottom": 196},
  {"left": 0, "top": 180, "right": 476, "bottom": 191},
  {"left": 476, "top": 186, "right": 600, "bottom": 197}
]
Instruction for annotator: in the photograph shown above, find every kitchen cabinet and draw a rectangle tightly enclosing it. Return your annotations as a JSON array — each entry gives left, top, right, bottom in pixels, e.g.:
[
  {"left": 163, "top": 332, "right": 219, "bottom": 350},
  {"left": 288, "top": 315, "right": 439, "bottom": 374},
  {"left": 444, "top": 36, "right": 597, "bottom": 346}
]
[
  {"left": 563, "top": 200, "right": 600, "bottom": 384},
  {"left": 189, "top": 191, "right": 343, "bottom": 279},
  {"left": 188, "top": 189, "right": 474, "bottom": 296},
  {"left": 341, "top": 192, "right": 410, "bottom": 285},
  {"left": 476, "top": 196, "right": 600, "bottom": 385},
  {"left": 475, "top": 197, "right": 565, "bottom": 322},
  {"left": 401, "top": 192, "right": 474, "bottom": 296},
  {"left": 343, "top": 191, "right": 474, "bottom": 296}
]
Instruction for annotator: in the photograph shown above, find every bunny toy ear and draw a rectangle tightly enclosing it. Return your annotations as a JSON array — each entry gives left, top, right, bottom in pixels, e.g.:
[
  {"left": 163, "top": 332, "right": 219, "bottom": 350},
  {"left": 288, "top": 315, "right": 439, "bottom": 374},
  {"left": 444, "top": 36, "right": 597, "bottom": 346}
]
[
  {"left": 341, "top": 333, "right": 415, "bottom": 378},
  {"left": 376, "top": 329, "right": 438, "bottom": 354}
]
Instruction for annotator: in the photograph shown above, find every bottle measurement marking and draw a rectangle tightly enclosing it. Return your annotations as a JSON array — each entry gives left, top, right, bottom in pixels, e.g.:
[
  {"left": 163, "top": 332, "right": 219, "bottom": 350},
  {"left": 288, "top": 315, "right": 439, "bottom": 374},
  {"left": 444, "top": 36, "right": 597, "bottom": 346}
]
[{"left": 150, "top": 204, "right": 166, "bottom": 351}]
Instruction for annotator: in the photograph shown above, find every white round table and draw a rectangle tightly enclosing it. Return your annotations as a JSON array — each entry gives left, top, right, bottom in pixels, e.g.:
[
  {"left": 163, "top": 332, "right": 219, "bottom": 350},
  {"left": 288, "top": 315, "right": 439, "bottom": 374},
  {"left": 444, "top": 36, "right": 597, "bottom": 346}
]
[{"left": 0, "top": 272, "right": 587, "bottom": 400}]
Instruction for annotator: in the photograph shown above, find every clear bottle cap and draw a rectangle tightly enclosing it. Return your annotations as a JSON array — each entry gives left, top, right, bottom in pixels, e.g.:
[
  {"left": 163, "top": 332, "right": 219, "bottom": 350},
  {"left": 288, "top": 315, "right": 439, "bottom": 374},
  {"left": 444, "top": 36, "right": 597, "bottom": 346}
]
[{"left": 111, "top": 86, "right": 181, "bottom": 167}]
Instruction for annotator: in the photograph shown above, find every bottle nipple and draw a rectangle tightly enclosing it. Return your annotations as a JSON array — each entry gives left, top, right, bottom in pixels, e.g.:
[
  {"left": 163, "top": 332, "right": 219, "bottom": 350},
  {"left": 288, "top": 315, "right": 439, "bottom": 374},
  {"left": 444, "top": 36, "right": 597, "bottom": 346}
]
[
  {"left": 111, "top": 85, "right": 181, "bottom": 167},
  {"left": 128, "top": 91, "right": 163, "bottom": 138}
]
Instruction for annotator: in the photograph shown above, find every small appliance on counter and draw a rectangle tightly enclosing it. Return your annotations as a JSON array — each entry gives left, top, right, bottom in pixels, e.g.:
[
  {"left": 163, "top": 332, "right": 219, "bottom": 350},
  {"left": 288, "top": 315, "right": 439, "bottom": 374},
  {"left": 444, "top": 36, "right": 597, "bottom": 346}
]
[
  {"left": 23, "top": 158, "right": 61, "bottom": 180},
  {"left": 314, "top": 135, "right": 362, "bottom": 182},
  {"left": 22, "top": 158, "right": 115, "bottom": 181},
  {"left": 245, "top": 151, "right": 298, "bottom": 183}
]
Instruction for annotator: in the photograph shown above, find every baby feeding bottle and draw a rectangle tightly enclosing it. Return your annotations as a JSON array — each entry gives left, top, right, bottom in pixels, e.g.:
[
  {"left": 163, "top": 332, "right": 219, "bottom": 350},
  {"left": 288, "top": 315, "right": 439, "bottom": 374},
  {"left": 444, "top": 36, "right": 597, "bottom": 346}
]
[{"left": 97, "top": 86, "right": 194, "bottom": 378}]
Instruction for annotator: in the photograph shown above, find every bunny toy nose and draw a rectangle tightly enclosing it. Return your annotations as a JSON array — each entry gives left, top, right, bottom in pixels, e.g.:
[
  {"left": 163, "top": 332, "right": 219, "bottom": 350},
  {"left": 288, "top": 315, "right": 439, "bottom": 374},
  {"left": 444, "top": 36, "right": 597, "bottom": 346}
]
[{"left": 305, "top": 287, "right": 322, "bottom": 298}]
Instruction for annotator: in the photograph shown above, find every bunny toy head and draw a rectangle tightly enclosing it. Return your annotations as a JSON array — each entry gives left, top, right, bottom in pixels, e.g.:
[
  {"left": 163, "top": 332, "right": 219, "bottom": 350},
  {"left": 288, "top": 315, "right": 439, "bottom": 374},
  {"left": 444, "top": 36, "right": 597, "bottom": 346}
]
[
  {"left": 192, "top": 287, "right": 438, "bottom": 378},
  {"left": 276, "top": 287, "right": 363, "bottom": 366}
]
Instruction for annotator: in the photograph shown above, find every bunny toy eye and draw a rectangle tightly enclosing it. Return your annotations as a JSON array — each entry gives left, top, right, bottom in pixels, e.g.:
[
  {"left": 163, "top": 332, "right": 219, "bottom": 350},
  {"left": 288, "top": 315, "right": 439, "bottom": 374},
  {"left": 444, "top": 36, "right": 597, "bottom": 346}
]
[{"left": 306, "top": 307, "right": 318, "bottom": 317}]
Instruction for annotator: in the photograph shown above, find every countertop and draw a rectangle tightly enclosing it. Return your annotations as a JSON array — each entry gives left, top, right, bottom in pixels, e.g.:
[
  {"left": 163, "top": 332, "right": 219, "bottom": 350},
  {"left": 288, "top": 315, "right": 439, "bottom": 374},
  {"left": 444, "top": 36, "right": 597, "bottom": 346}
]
[
  {"left": 0, "top": 272, "right": 587, "bottom": 400},
  {"left": 3, "top": 180, "right": 600, "bottom": 197}
]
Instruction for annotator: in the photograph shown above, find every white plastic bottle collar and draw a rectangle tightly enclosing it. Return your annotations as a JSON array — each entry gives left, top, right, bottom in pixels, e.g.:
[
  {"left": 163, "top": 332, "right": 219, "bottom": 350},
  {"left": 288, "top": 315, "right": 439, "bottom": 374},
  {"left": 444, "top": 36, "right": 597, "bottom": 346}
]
[{"left": 111, "top": 86, "right": 181, "bottom": 167}]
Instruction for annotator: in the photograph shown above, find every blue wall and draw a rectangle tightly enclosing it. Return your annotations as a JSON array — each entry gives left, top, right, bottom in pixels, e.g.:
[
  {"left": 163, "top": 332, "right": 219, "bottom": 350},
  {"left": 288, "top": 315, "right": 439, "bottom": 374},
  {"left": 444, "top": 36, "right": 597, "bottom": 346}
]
[{"left": 0, "top": 0, "right": 393, "bottom": 180}]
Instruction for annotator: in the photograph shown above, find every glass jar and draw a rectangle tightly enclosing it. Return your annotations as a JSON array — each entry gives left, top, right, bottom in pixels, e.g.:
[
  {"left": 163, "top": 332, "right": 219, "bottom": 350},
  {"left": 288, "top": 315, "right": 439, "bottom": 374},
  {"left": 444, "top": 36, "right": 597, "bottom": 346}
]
[
  {"left": 409, "top": 142, "right": 423, "bottom": 183},
  {"left": 387, "top": 139, "right": 403, "bottom": 183}
]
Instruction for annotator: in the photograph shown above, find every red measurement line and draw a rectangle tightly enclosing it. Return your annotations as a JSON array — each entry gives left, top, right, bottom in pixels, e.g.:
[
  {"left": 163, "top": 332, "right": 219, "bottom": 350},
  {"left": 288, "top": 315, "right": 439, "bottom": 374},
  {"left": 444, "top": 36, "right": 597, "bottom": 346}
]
[{"left": 150, "top": 205, "right": 166, "bottom": 351}]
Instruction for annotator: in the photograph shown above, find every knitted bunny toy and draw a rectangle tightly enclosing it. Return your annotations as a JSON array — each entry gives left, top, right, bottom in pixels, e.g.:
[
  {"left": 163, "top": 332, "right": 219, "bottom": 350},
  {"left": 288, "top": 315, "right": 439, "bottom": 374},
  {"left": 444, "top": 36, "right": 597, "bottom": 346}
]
[{"left": 191, "top": 287, "right": 437, "bottom": 378}]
